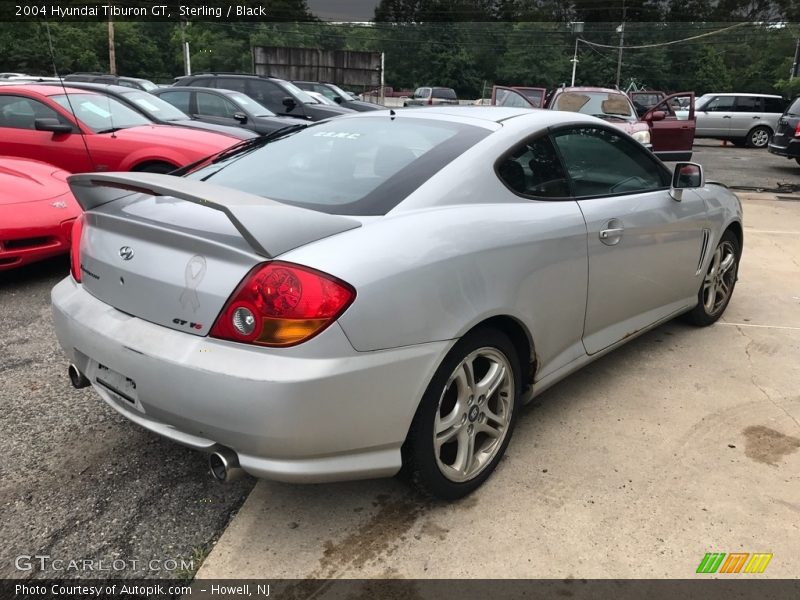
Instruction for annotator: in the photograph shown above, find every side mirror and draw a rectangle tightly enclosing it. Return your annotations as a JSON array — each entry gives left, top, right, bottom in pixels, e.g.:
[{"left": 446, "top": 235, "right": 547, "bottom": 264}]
[
  {"left": 35, "top": 118, "right": 73, "bottom": 134},
  {"left": 233, "top": 112, "right": 247, "bottom": 124},
  {"left": 647, "top": 110, "right": 666, "bottom": 122},
  {"left": 670, "top": 162, "right": 704, "bottom": 201},
  {"left": 333, "top": 96, "right": 343, "bottom": 104},
  {"left": 282, "top": 96, "right": 296, "bottom": 110}
]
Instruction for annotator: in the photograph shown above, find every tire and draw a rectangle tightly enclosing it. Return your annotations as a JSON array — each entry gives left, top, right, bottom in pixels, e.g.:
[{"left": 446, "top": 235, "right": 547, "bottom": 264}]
[
  {"left": 402, "top": 328, "right": 521, "bottom": 500},
  {"left": 133, "top": 162, "right": 177, "bottom": 174},
  {"left": 746, "top": 126, "right": 771, "bottom": 149},
  {"left": 795, "top": 158, "right": 800, "bottom": 167},
  {"left": 684, "top": 230, "right": 740, "bottom": 326}
]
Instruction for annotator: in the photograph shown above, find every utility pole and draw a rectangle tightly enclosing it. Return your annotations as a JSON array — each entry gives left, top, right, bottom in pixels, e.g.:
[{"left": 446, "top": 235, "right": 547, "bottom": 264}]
[
  {"left": 108, "top": 15, "right": 116, "bottom": 74},
  {"left": 791, "top": 37, "right": 800, "bottom": 80},
  {"left": 615, "top": 0, "right": 626, "bottom": 88},
  {"left": 181, "top": 20, "right": 191, "bottom": 75},
  {"left": 570, "top": 21, "right": 584, "bottom": 86}
]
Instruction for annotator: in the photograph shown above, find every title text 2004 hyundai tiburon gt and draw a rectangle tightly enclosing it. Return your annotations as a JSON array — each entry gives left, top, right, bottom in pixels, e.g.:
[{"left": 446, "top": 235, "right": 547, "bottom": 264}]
[{"left": 52, "top": 108, "right": 742, "bottom": 499}]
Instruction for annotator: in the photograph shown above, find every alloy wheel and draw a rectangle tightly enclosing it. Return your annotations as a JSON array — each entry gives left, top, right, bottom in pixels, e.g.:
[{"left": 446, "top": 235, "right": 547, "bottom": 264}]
[{"left": 702, "top": 240, "right": 737, "bottom": 315}]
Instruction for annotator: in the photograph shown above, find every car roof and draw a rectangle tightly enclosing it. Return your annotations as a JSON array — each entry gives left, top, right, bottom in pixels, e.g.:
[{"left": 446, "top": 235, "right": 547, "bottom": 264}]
[
  {"left": 703, "top": 92, "right": 782, "bottom": 98},
  {"left": 160, "top": 86, "right": 240, "bottom": 97},
  {"left": 39, "top": 81, "right": 139, "bottom": 95},
  {"left": 556, "top": 86, "right": 625, "bottom": 94},
  {"left": 0, "top": 84, "right": 92, "bottom": 96}
]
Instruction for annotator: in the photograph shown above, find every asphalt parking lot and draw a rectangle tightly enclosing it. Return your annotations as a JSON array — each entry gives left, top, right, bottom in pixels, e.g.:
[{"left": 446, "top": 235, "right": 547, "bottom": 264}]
[{"left": 1, "top": 144, "right": 798, "bottom": 582}]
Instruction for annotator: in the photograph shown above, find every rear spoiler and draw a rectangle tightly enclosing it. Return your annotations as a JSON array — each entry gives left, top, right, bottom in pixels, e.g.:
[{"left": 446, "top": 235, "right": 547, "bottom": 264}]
[{"left": 68, "top": 172, "right": 361, "bottom": 259}]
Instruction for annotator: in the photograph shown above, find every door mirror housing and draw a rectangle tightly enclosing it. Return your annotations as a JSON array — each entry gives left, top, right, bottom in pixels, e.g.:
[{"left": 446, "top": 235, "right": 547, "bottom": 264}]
[
  {"left": 670, "top": 162, "right": 704, "bottom": 201},
  {"left": 333, "top": 96, "right": 343, "bottom": 104},
  {"left": 282, "top": 96, "right": 296, "bottom": 110},
  {"left": 35, "top": 118, "right": 73, "bottom": 134},
  {"left": 647, "top": 110, "right": 666, "bottom": 122},
  {"left": 233, "top": 112, "right": 248, "bottom": 124}
]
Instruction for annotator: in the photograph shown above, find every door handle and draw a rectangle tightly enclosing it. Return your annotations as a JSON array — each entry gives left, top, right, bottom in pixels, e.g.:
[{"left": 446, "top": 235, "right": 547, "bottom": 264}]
[
  {"left": 599, "top": 227, "right": 624, "bottom": 239},
  {"left": 722, "top": 115, "right": 732, "bottom": 119},
  {"left": 752, "top": 116, "right": 760, "bottom": 119}
]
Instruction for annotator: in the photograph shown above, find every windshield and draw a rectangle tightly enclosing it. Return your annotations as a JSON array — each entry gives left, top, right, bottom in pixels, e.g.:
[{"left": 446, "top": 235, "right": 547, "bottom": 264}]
[
  {"left": 187, "top": 117, "right": 490, "bottom": 215},
  {"left": 327, "top": 83, "right": 351, "bottom": 99},
  {"left": 51, "top": 93, "right": 151, "bottom": 131},
  {"left": 123, "top": 90, "right": 187, "bottom": 121},
  {"left": 229, "top": 93, "right": 275, "bottom": 116},
  {"left": 552, "top": 91, "right": 637, "bottom": 120},
  {"left": 786, "top": 97, "right": 800, "bottom": 115},
  {"left": 281, "top": 81, "right": 317, "bottom": 105}
]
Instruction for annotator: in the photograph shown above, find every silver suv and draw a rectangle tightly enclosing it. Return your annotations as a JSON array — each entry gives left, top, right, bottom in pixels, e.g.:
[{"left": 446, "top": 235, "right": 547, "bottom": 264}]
[
  {"left": 693, "top": 93, "right": 786, "bottom": 148},
  {"left": 404, "top": 87, "right": 458, "bottom": 107}
]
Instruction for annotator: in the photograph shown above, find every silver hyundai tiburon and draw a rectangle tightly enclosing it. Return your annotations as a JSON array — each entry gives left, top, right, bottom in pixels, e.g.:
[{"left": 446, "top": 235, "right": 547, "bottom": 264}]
[{"left": 52, "top": 107, "right": 743, "bottom": 499}]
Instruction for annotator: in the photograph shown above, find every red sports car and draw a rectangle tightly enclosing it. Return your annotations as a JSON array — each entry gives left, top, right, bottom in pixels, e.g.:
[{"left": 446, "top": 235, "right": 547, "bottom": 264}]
[
  {"left": 0, "top": 85, "right": 240, "bottom": 174},
  {"left": 0, "top": 157, "right": 81, "bottom": 270}
]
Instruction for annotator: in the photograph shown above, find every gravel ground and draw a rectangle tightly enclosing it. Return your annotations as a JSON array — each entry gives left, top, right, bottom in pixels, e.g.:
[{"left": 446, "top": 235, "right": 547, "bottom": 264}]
[{"left": 0, "top": 257, "right": 255, "bottom": 580}]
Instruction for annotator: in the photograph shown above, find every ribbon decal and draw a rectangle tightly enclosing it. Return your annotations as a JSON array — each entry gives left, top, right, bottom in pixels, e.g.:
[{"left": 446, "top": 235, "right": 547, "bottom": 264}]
[{"left": 179, "top": 255, "right": 207, "bottom": 312}]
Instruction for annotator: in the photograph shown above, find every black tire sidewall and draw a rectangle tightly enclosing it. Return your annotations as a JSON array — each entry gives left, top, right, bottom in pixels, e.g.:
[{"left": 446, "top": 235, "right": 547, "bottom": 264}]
[
  {"left": 748, "top": 126, "right": 770, "bottom": 148},
  {"left": 403, "top": 328, "right": 522, "bottom": 500}
]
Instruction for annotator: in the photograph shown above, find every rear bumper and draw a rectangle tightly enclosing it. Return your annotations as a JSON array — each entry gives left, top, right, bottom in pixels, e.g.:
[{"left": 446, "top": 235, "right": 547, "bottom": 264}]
[
  {"left": 768, "top": 139, "right": 800, "bottom": 158},
  {"left": 51, "top": 277, "right": 450, "bottom": 482}
]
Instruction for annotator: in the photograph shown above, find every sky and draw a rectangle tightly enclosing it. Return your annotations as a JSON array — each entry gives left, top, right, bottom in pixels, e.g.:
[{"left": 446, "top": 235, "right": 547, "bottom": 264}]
[{"left": 306, "top": 0, "right": 380, "bottom": 21}]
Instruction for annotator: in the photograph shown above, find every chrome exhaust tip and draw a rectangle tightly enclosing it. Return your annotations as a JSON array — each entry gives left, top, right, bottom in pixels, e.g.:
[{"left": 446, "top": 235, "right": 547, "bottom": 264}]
[
  {"left": 209, "top": 448, "right": 244, "bottom": 483},
  {"left": 68, "top": 364, "right": 90, "bottom": 389}
]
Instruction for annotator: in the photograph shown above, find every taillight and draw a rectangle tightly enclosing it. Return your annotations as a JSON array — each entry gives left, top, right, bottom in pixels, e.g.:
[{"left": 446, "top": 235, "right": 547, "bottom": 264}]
[
  {"left": 70, "top": 214, "right": 85, "bottom": 282},
  {"left": 210, "top": 261, "right": 355, "bottom": 347},
  {"left": 794, "top": 122, "right": 800, "bottom": 137}
]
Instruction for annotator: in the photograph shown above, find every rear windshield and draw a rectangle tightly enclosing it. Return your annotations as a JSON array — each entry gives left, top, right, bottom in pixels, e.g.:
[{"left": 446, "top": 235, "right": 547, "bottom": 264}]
[
  {"left": 187, "top": 117, "right": 490, "bottom": 215},
  {"left": 552, "top": 91, "right": 637, "bottom": 121},
  {"left": 786, "top": 97, "right": 800, "bottom": 115},
  {"left": 433, "top": 88, "right": 457, "bottom": 99}
]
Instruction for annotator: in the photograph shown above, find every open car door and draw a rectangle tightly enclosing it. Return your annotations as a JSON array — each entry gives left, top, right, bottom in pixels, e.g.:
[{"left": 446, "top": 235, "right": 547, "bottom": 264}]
[
  {"left": 491, "top": 86, "right": 547, "bottom": 109},
  {"left": 644, "top": 92, "right": 695, "bottom": 162},
  {"left": 628, "top": 90, "right": 666, "bottom": 118}
]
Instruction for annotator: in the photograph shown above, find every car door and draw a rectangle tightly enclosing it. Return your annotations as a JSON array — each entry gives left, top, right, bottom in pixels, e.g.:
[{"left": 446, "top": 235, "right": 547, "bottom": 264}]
[
  {"left": 194, "top": 91, "right": 247, "bottom": 129},
  {"left": 0, "top": 93, "right": 92, "bottom": 173},
  {"left": 492, "top": 85, "right": 539, "bottom": 108},
  {"left": 550, "top": 125, "right": 708, "bottom": 354},
  {"left": 730, "top": 95, "right": 764, "bottom": 138},
  {"left": 696, "top": 95, "right": 734, "bottom": 137},
  {"left": 155, "top": 89, "right": 193, "bottom": 116},
  {"left": 644, "top": 92, "right": 695, "bottom": 161}
]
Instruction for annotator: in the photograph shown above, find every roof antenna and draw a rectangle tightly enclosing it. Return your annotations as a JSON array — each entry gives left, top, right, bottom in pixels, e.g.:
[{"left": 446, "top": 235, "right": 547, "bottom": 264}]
[{"left": 43, "top": 21, "right": 97, "bottom": 170}]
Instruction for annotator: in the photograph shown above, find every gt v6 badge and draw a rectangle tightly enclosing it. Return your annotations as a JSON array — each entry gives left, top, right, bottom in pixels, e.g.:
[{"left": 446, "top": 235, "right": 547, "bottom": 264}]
[{"left": 173, "top": 318, "right": 203, "bottom": 330}]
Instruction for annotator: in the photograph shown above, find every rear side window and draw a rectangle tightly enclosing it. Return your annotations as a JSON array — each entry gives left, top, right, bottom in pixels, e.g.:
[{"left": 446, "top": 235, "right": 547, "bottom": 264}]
[
  {"left": 496, "top": 135, "right": 570, "bottom": 198},
  {"left": 764, "top": 97, "right": 786, "bottom": 113},
  {"left": 734, "top": 96, "right": 762, "bottom": 112},
  {"left": 187, "top": 117, "right": 490, "bottom": 215}
]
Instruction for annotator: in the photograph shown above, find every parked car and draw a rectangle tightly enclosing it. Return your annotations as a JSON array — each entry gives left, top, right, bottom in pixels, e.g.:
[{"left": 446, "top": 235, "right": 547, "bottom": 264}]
[
  {"left": 172, "top": 73, "right": 354, "bottom": 121},
  {"left": 152, "top": 87, "right": 298, "bottom": 136},
  {"left": 768, "top": 95, "right": 800, "bottom": 166},
  {"left": 404, "top": 87, "right": 459, "bottom": 107},
  {"left": 547, "top": 86, "right": 696, "bottom": 161},
  {"left": 304, "top": 90, "right": 338, "bottom": 106},
  {"left": 684, "top": 93, "right": 786, "bottom": 148},
  {"left": 0, "top": 157, "right": 81, "bottom": 270},
  {"left": 628, "top": 90, "right": 666, "bottom": 118},
  {"left": 54, "top": 107, "right": 742, "bottom": 500},
  {"left": 64, "top": 73, "right": 158, "bottom": 92},
  {"left": 0, "top": 85, "right": 239, "bottom": 173},
  {"left": 293, "top": 81, "right": 381, "bottom": 112},
  {"left": 491, "top": 86, "right": 547, "bottom": 108},
  {"left": 39, "top": 82, "right": 258, "bottom": 140}
]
